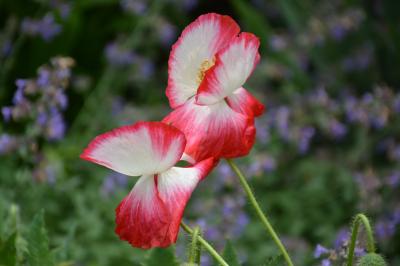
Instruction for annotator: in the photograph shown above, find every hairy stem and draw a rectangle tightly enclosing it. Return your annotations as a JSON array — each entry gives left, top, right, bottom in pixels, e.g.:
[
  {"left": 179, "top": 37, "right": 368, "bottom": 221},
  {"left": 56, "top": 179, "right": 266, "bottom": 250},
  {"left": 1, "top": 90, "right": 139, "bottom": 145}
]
[
  {"left": 181, "top": 222, "right": 228, "bottom": 266},
  {"left": 347, "top": 213, "right": 376, "bottom": 266},
  {"left": 226, "top": 159, "right": 294, "bottom": 266},
  {"left": 188, "top": 226, "right": 201, "bottom": 264}
]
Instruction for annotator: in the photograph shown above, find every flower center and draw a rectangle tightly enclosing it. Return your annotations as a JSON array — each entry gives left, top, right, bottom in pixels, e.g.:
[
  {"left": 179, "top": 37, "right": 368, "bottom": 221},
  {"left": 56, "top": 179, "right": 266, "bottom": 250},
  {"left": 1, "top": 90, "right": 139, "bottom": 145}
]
[{"left": 196, "top": 57, "right": 215, "bottom": 85}]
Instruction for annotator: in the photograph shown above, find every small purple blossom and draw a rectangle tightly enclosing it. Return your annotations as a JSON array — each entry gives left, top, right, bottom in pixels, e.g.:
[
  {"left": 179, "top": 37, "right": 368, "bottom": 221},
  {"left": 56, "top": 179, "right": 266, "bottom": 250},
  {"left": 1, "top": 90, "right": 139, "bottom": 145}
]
[
  {"left": 105, "top": 42, "right": 136, "bottom": 66},
  {"left": 182, "top": 0, "right": 198, "bottom": 10},
  {"left": 36, "top": 111, "right": 48, "bottom": 126},
  {"left": 21, "top": 14, "right": 62, "bottom": 41},
  {"left": 46, "top": 110, "right": 66, "bottom": 140},
  {"left": 298, "top": 126, "right": 315, "bottom": 154},
  {"left": 375, "top": 220, "right": 396, "bottom": 240},
  {"left": 334, "top": 229, "right": 349, "bottom": 249},
  {"left": 393, "top": 94, "right": 400, "bottom": 113},
  {"left": 386, "top": 171, "right": 400, "bottom": 187},
  {"left": 138, "top": 58, "right": 155, "bottom": 79},
  {"left": 120, "top": 0, "right": 147, "bottom": 15},
  {"left": 329, "top": 24, "right": 347, "bottom": 41},
  {"left": 159, "top": 22, "right": 177, "bottom": 47},
  {"left": 13, "top": 79, "right": 26, "bottom": 104},
  {"left": 314, "top": 244, "right": 329, "bottom": 258},
  {"left": 2, "top": 107, "right": 12, "bottom": 122},
  {"left": 101, "top": 172, "right": 128, "bottom": 197},
  {"left": 321, "top": 259, "right": 331, "bottom": 266},
  {"left": 270, "top": 34, "right": 287, "bottom": 51},
  {"left": 329, "top": 119, "right": 347, "bottom": 139},
  {"left": 274, "top": 106, "right": 290, "bottom": 140},
  {"left": 37, "top": 69, "right": 51, "bottom": 86},
  {"left": 0, "top": 134, "right": 17, "bottom": 154},
  {"left": 54, "top": 90, "right": 68, "bottom": 110}
]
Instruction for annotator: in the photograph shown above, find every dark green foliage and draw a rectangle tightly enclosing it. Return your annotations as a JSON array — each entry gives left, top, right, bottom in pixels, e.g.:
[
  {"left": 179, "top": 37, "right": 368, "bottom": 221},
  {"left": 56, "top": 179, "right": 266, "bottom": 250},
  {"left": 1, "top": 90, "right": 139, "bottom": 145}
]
[
  {"left": 264, "top": 255, "right": 284, "bottom": 266},
  {"left": 0, "top": 233, "right": 17, "bottom": 266},
  {"left": 144, "top": 247, "right": 179, "bottom": 266},
  {"left": 222, "top": 240, "right": 241, "bottom": 266},
  {"left": 26, "top": 211, "right": 55, "bottom": 266}
]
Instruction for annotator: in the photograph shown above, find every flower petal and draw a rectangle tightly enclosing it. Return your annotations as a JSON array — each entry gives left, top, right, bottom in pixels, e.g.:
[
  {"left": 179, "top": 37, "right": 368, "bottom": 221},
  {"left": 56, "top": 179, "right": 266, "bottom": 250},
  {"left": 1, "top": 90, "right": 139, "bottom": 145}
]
[
  {"left": 196, "top": 32, "right": 260, "bottom": 105},
  {"left": 166, "top": 13, "right": 240, "bottom": 108},
  {"left": 80, "top": 121, "right": 186, "bottom": 176},
  {"left": 226, "top": 87, "right": 265, "bottom": 117},
  {"left": 115, "top": 158, "right": 215, "bottom": 249},
  {"left": 163, "top": 99, "right": 256, "bottom": 162}
]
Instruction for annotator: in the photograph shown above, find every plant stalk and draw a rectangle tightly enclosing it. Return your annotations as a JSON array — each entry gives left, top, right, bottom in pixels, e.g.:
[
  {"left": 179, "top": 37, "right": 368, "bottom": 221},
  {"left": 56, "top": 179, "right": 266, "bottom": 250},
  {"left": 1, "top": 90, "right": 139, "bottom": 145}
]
[
  {"left": 346, "top": 213, "right": 376, "bottom": 266},
  {"left": 181, "top": 222, "right": 228, "bottom": 266},
  {"left": 226, "top": 159, "right": 294, "bottom": 266}
]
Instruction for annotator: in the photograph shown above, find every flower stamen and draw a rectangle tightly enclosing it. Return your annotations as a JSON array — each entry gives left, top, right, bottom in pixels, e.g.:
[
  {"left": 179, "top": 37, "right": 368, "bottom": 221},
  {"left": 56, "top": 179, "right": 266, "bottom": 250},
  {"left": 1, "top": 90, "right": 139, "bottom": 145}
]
[{"left": 196, "top": 57, "right": 215, "bottom": 85}]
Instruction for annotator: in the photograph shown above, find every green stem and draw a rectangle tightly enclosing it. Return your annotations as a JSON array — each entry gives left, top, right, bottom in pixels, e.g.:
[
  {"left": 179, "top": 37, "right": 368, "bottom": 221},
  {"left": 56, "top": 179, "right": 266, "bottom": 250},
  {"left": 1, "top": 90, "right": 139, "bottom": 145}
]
[
  {"left": 226, "top": 159, "right": 294, "bottom": 266},
  {"left": 188, "top": 226, "right": 201, "bottom": 264},
  {"left": 181, "top": 222, "right": 228, "bottom": 266},
  {"left": 347, "top": 213, "right": 376, "bottom": 266}
]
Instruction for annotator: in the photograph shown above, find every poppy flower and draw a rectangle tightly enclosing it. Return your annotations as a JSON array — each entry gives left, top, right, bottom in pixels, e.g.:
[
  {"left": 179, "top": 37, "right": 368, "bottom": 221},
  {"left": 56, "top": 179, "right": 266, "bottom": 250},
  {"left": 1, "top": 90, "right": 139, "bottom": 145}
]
[
  {"left": 81, "top": 121, "right": 214, "bottom": 248},
  {"left": 163, "top": 13, "right": 264, "bottom": 163}
]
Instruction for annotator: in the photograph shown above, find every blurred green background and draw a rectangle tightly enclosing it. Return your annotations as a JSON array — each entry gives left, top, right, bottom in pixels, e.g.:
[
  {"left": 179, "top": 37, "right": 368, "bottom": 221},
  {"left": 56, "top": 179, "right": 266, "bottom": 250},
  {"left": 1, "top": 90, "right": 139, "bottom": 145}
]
[{"left": 1, "top": 0, "right": 400, "bottom": 265}]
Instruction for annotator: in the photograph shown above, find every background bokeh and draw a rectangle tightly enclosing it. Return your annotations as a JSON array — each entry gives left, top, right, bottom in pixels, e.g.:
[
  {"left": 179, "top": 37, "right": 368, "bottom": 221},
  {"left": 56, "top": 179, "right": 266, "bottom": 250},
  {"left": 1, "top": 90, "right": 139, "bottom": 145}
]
[{"left": 1, "top": 0, "right": 400, "bottom": 265}]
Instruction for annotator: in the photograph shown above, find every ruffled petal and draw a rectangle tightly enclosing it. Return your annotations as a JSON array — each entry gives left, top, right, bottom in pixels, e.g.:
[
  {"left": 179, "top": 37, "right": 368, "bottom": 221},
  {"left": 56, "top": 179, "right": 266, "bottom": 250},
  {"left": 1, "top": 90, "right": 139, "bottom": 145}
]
[
  {"left": 115, "top": 158, "right": 215, "bottom": 249},
  {"left": 166, "top": 13, "right": 240, "bottom": 108},
  {"left": 226, "top": 87, "right": 265, "bottom": 117},
  {"left": 163, "top": 99, "right": 256, "bottom": 162},
  {"left": 80, "top": 121, "right": 186, "bottom": 176},
  {"left": 196, "top": 32, "right": 260, "bottom": 105}
]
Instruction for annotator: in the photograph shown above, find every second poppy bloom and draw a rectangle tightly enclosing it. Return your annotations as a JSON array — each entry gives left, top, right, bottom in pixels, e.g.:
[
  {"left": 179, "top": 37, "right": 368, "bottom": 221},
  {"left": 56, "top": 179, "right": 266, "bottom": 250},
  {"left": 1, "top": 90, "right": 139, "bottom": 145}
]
[
  {"left": 164, "top": 13, "right": 264, "bottom": 163},
  {"left": 81, "top": 122, "right": 214, "bottom": 248}
]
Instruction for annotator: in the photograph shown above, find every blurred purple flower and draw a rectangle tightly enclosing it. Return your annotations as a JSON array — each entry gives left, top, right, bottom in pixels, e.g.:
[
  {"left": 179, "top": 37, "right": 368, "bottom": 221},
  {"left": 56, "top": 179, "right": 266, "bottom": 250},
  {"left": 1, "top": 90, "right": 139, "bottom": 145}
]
[
  {"left": 13, "top": 79, "right": 26, "bottom": 105},
  {"left": 46, "top": 110, "right": 66, "bottom": 140},
  {"left": 231, "top": 212, "right": 249, "bottom": 235},
  {"left": 329, "top": 24, "right": 347, "bottom": 41},
  {"left": 36, "top": 111, "right": 48, "bottom": 126},
  {"left": 375, "top": 220, "right": 396, "bottom": 240},
  {"left": 393, "top": 94, "right": 400, "bottom": 113},
  {"left": 182, "top": 0, "right": 198, "bottom": 11},
  {"left": 54, "top": 90, "right": 68, "bottom": 110},
  {"left": 334, "top": 229, "right": 349, "bottom": 249},
  {"left": 2, "top": 107, "right": 12, "bottom": 122},
  {"left": 21, "top": 14, "right": 62, "bottom": 41},
  {"left": 298, "top": 126, "right": 315, "bottom": 154},
  {"left": 37, "top": 69, "right": 51, "bottom": 86},
  {"left": 275, "top": 106, "right": 290, "bottom": 140},
  {"left": 329, "top": 119, "right": 347, "bottom": 139},
  {"left": 101, "top": 172, "right": 128, "bottom": 197},
  {"left": 105, "top": 42, "right": 136, "bottom": 66},
  {"left": 120, "top": 0, "right": 147, "bottom": 15},
  {"left": 321, "top": 259, "right": 331, "bottom": 266},
  {"left": 0, "top": 134, "right": 17, "bottom": 154},
  {"left": 270, "top": 34, "right": 287, "bottom": 51},
  {"left": 310, "top": 87, "right": 329, "bottom": 106},
  {"left": 138, "top": 58, "right": 155, "bottom": 79},
  {"left": 314, "top": 244, "right": 329, "bottom": 258},
  {"left": 159, "top": 22, "right": 177, "bottom": 47},
  {"left": 386, "top": 171, "right": 400, "bottom": 187}
]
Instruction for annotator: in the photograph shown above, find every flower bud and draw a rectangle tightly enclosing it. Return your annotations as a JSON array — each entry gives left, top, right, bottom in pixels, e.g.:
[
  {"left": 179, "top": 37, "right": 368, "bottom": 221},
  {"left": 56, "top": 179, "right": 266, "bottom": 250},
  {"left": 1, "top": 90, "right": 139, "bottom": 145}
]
[{"left": 357, "top": 253, "right": 387, "bottom": 266}]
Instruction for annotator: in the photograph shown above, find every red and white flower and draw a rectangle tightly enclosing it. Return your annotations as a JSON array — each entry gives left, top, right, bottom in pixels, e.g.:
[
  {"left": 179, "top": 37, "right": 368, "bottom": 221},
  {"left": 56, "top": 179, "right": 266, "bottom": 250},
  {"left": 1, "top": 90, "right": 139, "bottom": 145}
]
[
  {"left": 81, "top": 121, "right": 214, "bottom": 249},
  {"left": 164, "top": 13, "right": 264, "bottom": 163}
]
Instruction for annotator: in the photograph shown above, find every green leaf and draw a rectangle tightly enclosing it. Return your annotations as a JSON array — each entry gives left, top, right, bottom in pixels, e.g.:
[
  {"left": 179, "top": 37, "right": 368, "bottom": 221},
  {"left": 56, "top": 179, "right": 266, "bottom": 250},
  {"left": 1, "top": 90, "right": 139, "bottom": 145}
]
[
  {"left": 0, "top": 233, "right": 17, "bottom": 266},
  {"left": 263, "top": 255, "right": 283, "bottom": 266},
  {"left": 222, "top": 241, "right": 241, "bottom": 266},
  {"left": 144, "top": 247, "right": 179, "bottom": 266},
  {"left": 26, "top": 210, "right": 54, "bottom": 266}
]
